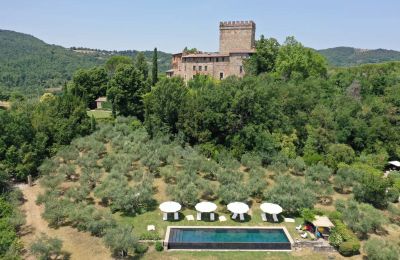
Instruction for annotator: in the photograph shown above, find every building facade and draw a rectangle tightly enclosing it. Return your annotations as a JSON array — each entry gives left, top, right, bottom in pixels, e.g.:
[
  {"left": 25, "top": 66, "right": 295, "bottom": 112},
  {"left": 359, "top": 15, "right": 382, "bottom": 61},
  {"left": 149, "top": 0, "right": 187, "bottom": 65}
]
[{"left": 166, "top": 21, "right": 256, "bottom": 81}]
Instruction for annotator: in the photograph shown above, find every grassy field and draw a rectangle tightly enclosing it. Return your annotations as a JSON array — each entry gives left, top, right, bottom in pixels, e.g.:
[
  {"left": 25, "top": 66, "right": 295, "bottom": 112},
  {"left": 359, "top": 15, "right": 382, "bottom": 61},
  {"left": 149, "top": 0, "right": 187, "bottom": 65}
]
[
  {"left": 87, "top": 109, "right": 112, "bottom": 119},
  {"left": 115, "top": 203, "right": 303, "bottom": 241},
  {"left": 140, "top": 249, "right": 340, "bottom": 260}
]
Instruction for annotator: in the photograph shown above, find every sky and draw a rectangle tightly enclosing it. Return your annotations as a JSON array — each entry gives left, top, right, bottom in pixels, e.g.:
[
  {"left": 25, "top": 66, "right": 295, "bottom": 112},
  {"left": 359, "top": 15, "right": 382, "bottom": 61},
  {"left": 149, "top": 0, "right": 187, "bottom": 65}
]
[{"left": 1, "top": 0, "right": 399, "bottom": 53}]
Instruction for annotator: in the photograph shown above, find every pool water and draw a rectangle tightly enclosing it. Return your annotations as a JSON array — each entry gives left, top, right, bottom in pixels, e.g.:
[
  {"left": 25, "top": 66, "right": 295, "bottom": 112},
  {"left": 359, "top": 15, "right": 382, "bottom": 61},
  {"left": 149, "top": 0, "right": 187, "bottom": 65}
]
[
  {"left": 171, "top": 228, "right": 289, "bottom": 243},
  {"left": 167, "top": 227, "right": 292, "bottom": 250}
]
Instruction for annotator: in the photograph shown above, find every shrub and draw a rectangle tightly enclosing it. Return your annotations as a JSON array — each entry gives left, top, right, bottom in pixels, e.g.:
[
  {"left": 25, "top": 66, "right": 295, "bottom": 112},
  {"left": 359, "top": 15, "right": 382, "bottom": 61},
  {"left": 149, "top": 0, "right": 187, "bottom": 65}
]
[
  {"left": 241, "top": 153, "right": 262, "bottom": 169},
  {"left": 30, "top": 234, "right": 66, "bottom": 260},
  {"left": 138, "top": 232, "right": 161, "bottom": 240},
  {"left": 134, "top": 243, "right": 148, "bottom": 254},
  {"left": 288, "top": 157, "right": 306, "bottom": 176},
  {"left": 339, "top": 241, "right": 361, "bottom": 257},
  {"left": 155, "top": 241, "right": 164, "bottom": 251},
  {"left": 364, "top": 238, "right": 400, "bottom": 260},
  {"left": 329, "top": 219, "right": 360, "bottom": 256},
  {"left": 300, "top": 208, "right": 315, "bottom": 222}
]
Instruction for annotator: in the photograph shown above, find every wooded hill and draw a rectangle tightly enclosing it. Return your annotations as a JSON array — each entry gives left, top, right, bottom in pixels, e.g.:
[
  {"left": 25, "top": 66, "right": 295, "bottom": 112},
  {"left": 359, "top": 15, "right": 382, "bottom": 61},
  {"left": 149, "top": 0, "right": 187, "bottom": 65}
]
[
  {"left": 2, "top": 29, "right": 400, "bottom": 93},
  {"left": 0, "top": 30, "right": 171, "bottom": 92},
  {"left": 318, "top": 47, "right": 400, "bottom": 67}
]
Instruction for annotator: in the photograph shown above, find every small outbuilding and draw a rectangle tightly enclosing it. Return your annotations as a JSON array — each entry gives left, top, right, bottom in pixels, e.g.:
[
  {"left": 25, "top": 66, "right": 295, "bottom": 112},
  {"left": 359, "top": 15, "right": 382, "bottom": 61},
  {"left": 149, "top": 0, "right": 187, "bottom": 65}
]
[
  {"left": 312, "top": 216, "right": 334, "bottom": 239},
  {"left": 95, "top": 97, "right": 107, "bottom": 109},
  {"left": 388, "top": 161, "right": 400, "bottom": 171}
]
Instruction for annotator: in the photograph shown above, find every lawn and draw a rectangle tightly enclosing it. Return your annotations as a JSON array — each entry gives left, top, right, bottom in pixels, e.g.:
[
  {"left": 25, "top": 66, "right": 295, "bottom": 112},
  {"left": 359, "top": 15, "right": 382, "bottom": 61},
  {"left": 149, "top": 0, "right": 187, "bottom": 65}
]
[
  {"left": 140, "top": 250, "right": 330, "bottom": 260},
  {"left": 115, "top": 206, "right": 303, "bottom": 241},
  {"left": 87, "top": 109, "right": 112, "bottom": 119}
]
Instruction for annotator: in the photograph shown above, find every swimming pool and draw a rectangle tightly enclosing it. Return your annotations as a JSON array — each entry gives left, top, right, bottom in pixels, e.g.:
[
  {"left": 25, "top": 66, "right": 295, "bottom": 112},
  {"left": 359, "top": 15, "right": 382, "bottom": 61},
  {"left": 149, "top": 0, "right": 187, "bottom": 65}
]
[{"left": 165, "top": 226, "right": 293, "bottom": 250}]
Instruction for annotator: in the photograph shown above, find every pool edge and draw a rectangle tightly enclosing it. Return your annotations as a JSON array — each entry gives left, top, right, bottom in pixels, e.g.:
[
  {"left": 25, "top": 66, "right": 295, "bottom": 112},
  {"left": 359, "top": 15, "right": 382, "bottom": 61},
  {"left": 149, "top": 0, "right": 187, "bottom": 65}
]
[{"left": 164, "top": 226, "right": 294, "bottom": 251}]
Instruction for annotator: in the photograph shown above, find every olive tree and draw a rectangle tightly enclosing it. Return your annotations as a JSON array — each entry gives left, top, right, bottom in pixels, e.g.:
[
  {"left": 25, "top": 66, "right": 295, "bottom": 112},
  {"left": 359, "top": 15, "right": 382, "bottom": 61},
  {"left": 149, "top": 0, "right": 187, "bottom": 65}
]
[
  {"left": 103, "top": 225, "right": 137, "bottom": 257},
  {"left": 264, "top": 175, "right": 316, "bottom": 215}
]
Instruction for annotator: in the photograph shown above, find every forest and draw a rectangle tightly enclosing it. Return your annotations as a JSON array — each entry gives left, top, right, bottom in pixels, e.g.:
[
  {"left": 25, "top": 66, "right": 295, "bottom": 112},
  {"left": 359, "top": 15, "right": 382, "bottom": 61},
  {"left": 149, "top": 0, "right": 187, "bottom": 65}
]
[
  {"left": 0, "top": 30, "right": 171, "bottom": 95},
  {"left": 1, "top": 35, "right": 400, "bottom": 259}
]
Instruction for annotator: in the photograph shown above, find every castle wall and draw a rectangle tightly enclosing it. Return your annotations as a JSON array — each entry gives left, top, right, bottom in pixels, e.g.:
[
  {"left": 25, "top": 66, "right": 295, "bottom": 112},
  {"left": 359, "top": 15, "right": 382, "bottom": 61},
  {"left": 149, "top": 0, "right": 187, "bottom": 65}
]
[{"left": 168, "top": 21, "right": 255, "bottom": 82}]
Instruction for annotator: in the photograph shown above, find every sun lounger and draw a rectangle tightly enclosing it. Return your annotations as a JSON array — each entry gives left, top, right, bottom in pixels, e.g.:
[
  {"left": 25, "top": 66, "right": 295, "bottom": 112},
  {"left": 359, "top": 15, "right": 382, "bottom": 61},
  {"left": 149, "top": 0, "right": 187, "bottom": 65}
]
[
  {"left": 301, "top": 232, "right": 308, "bottom": 239},
  {"left": 163, "top": 213, "right": 167, "bottom": 221},
  {"left": 273, "top": 214, "right": 279, "bottom": 222},
  {"left": 210, "top": 213, "right": 215, "bottom": 221},
  {"left": 174, "top": 212, "right": 179, "bottom": 220},
  {"left": 232, "top": 213, "right": 238, "bottom": 219},
  {"left": 295, "top": 224, "right": 302, "bottom": 230},
  {"left": 186, "top": 215, "right": 194, "bottom": 221},
  {"left": 239, "top": 213, "right": 245, "bottom": 221},
  {"left": 197, "top": 212, "right": 201, "bottom": 220},
  {"left": 261, "top": 213, "right": 267, "bottom": 221}
]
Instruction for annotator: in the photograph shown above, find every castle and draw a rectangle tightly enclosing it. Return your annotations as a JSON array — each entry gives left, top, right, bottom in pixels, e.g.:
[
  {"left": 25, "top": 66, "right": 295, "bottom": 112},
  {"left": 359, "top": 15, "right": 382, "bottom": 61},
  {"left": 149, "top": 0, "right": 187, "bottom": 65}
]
[{"left": 166, "top": 21, "right": 256, "bottom": 81}]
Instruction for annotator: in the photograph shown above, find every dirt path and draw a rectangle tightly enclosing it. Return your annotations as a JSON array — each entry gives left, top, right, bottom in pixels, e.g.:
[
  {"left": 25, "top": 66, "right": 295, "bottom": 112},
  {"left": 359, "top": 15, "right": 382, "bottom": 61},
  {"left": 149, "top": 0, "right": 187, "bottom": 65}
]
[{"left": 18, "top": 183, "right": 112, "bottom": 260}]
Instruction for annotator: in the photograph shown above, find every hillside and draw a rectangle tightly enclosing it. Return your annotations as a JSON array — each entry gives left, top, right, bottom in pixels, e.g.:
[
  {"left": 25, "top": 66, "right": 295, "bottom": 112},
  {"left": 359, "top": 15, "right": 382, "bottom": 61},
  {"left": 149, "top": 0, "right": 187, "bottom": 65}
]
[
  {"left": 0, "top": 30, "right": 171, "bottom": 92},
  {"left": 318, "top": 47, "right": 400, "bottom": 67}
]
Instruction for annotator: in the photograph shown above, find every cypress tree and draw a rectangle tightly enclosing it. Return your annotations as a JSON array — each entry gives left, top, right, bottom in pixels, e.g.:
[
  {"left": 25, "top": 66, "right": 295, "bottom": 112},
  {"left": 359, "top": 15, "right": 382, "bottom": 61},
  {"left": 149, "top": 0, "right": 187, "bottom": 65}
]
[{"left": 152, "top": 47, "right": 158, "bottom": 85}]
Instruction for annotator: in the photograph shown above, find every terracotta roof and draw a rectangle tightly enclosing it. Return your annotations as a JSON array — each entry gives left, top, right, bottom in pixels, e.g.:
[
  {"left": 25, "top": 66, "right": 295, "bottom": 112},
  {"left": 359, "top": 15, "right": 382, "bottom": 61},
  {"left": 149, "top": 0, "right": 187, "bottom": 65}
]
[{"left": 182, "top": 52, "right": 229, "bottom": 58}]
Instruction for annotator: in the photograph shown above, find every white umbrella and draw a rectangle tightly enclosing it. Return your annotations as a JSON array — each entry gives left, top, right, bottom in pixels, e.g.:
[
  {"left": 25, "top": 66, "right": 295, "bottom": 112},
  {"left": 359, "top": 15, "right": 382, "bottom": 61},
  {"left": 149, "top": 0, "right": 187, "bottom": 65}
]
[
  {"left": 260, "top": 202, "right": 282, "bottom": 222},
  {"left": 195, "top": 201, "right": 217, "bottom": 221},
  {"left": 227, "top": 202, "right": 249, "bottom": 214},
  {"left": 159, "top": 201, "right": 182, "bottom": 213},
  {"left": 159, "top": 201, "right": 181, "bottom": 221},
  {"left": 227, "top": 202, "right": 249, "bottom": 221},
  {"left": 195, "top": 201, "right": 217, "bottom": 213},
  {"left": 260, "top": 203, "right": 283, "bottom": 214}
]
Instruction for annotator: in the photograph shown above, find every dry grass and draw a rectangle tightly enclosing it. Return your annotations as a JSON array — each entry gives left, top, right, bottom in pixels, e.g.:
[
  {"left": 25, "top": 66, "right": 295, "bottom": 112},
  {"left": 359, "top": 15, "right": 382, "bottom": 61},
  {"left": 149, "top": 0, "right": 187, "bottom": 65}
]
[{"left": 19, "top": 183, "right": 112, "bottom": 260}]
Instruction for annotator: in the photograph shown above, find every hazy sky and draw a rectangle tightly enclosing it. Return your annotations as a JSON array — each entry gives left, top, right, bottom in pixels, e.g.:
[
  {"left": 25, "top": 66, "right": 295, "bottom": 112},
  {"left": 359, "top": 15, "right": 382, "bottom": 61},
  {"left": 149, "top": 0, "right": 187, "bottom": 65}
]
[{"left": 1, "top": 0, "right": 399, "bottom": 53}]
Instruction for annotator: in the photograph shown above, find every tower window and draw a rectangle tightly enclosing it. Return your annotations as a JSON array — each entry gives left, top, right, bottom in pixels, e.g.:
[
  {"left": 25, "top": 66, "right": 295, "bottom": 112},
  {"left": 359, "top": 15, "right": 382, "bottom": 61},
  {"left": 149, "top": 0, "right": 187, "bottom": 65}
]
[
  {"left": 220, "top": 72, "right": 224, "bottom": 80},
  {"left": 193, "top": 66, "right": 196, "bottom": 71},
  {"left": 205, "top": 66, "right": 208, "bottom": 71},
  {"left": 216, "top": 58, "right": 219, "bottom": 62},
  {"left": 240, "top": 65, "right": 243, "bottom": 73},
  {"left": 199, "top": 66, "right": 202, "bottom": 71}
]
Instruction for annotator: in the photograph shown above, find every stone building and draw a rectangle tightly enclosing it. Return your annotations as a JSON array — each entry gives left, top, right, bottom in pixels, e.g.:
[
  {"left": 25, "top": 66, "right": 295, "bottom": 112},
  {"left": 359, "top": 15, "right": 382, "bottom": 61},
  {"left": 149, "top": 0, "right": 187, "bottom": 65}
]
[{"left": 166, "top": 21, "right": 256, "bottom": 81}]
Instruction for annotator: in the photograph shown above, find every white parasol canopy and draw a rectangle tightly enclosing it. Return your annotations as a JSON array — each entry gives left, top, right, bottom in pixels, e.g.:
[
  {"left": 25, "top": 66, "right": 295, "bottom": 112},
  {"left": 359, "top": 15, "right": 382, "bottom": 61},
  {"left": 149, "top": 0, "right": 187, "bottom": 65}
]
[
  {"left": 195, "top": 201, "right": 217, "bottom": 213},
  {"left": 260, "top": 202, "right": 283, "bottom": 214},
  {"left": 227, "top": 202, "right": 249, "bottom": 214},
  {"left": 159, "top": 201, "right": 182, "bottom": 213}
]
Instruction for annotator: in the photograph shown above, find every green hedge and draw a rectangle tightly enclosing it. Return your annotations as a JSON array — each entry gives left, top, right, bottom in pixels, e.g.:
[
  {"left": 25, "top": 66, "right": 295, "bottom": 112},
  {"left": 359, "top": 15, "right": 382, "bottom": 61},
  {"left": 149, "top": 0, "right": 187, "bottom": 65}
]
[{"left": 329, "top": 218, "right": 360, "bottom": 256}]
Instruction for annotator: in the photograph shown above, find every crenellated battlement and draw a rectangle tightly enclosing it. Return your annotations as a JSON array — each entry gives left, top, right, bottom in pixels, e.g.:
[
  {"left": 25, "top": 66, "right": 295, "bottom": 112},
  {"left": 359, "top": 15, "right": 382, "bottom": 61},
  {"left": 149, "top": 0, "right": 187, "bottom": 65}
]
[
  {"left": 219, "top": 20, "right": 255, "bottom": 53},
  {"left": 220, "top": 20, "right": 255, "bottom": 28}
]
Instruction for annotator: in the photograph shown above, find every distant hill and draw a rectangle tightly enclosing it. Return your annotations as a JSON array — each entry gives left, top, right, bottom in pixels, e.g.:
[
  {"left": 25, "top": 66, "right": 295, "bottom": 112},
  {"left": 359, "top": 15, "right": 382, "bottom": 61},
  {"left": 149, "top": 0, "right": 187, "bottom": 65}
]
[
  {"left": 2, "top": 29, "right": 400, "bottom": 92},
  {"left": 318, "top": 47, "right": 400, "bottom": 67},
  {"left": 0, "top": 30, "right": 171, "bottom": 92}
]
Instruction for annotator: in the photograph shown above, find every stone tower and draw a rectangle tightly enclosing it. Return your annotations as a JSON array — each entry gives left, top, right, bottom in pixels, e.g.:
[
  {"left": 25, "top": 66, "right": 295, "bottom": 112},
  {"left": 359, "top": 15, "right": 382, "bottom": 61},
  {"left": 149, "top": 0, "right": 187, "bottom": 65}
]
[{"left": 219, "top": 21, "right": 256, "bottom": 54}]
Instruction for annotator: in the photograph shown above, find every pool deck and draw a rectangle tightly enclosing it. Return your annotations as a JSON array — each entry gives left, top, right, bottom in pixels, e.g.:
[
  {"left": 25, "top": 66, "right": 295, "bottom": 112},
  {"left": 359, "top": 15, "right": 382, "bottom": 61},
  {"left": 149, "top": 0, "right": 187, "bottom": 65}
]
[{"left": 164, "top": 226, "right": 294, "bottom": 251}]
